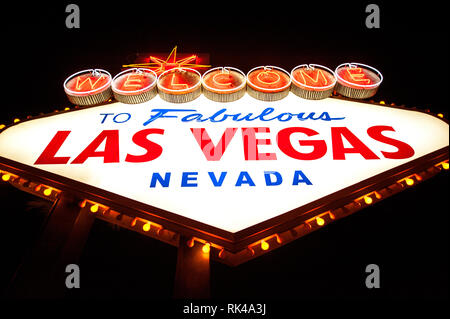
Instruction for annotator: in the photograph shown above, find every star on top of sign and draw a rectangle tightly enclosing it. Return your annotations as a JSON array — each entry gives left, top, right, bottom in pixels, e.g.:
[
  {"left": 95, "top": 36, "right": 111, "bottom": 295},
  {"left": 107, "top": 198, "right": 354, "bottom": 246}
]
[{"left": 122, "top": 46, "right": 211, "bottom": 75}]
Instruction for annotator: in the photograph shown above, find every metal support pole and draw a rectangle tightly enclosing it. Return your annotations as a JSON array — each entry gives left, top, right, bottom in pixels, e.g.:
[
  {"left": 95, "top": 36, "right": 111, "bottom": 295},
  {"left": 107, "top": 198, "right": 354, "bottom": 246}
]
[
  {"left": 7, "top": 192, "right": 95, "bottom": 298},
  {"left": 174, "top": 236, "right": 210, "bottom": 298}
]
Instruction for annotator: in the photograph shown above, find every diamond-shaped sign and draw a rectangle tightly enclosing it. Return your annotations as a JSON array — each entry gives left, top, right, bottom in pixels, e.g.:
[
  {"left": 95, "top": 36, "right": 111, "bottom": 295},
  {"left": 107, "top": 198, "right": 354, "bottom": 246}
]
[{"left": 0, "top": 94, "right": 448, "bottom": 257}]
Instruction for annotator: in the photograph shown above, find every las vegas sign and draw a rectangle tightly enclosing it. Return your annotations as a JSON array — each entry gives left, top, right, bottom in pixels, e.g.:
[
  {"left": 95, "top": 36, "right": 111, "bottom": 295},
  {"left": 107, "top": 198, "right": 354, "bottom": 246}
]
[{"left": 0, "top": 65, "right": 448, "bottom": 266}]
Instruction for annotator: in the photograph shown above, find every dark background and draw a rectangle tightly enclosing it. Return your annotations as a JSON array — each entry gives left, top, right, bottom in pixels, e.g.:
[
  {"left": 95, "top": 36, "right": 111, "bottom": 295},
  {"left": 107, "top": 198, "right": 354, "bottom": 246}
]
[{"left": 0, "top": 0, "right": 448, "bottom": 309}]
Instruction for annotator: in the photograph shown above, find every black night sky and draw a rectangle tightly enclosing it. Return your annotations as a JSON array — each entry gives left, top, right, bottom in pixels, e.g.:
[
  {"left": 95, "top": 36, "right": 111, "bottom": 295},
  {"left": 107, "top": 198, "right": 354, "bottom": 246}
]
[{"left": 0, "top": 0, "right": 448, "bottom": 313}]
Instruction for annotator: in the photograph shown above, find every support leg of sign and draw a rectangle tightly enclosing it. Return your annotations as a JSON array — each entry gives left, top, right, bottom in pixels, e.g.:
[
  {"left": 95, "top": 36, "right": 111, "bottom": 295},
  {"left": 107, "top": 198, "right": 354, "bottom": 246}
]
[
  {"left": 7, "top": 192, "right": 95, "bottom": 298},
  {"left": 174, "top": 236, "right": 210, "bottom": 298}
]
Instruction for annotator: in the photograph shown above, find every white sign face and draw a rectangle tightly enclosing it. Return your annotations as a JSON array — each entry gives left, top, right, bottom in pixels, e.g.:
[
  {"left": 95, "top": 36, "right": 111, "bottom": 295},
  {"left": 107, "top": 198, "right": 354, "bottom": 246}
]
[{"left": 0, "top": 93, "right": 448, "bottom": 233}]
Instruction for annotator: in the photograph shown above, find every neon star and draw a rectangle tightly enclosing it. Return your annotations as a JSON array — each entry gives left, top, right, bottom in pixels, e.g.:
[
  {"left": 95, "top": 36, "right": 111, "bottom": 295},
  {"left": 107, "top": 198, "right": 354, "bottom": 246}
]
[{"left": 122, "top": 46, "right": 211, "bottom": 75}]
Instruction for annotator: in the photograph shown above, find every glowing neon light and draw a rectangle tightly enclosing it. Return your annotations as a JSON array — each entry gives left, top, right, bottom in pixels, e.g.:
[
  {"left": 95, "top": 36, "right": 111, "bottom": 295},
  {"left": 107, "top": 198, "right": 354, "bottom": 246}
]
[
  {"left": 298, "top": 69, "right": 328, "bottom": 86},
  {"left": 64, "top": 69, "right": 112, "bottom": 103},
  {"left": 123, "top": 46, "right": 211, "bottom": 75},
  {"left": 157, "top": 68, "right": 201, "bottom": 96},
  {"left": 256, "top": 70, "right": 281, "bottom": 85},
  {"left": 247, "top": 66, "right": 291, "bottom": 93},
  {"left": 345, "top": 67, "right": 371, "bottom": 85},
  {"left": 122, "top": 74, "right": 143, "bottom": 89},
  {"left": 202, "top": 67, "right": 246, "bottom": 95},
  {"left": 212, "top": 72, "right": 234, "bottom": 88},
  {"left": 202, "top": 67, "right": 246, "bottom": 102},
  {"left": 75, "top": 75, "right": 107, "bottom": 91},
  {"left": 149, "top": 51, "right": 199, "bottom": 74},
  {"left": 169, "top": 73, "right": 189, "bottom": 90}
]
